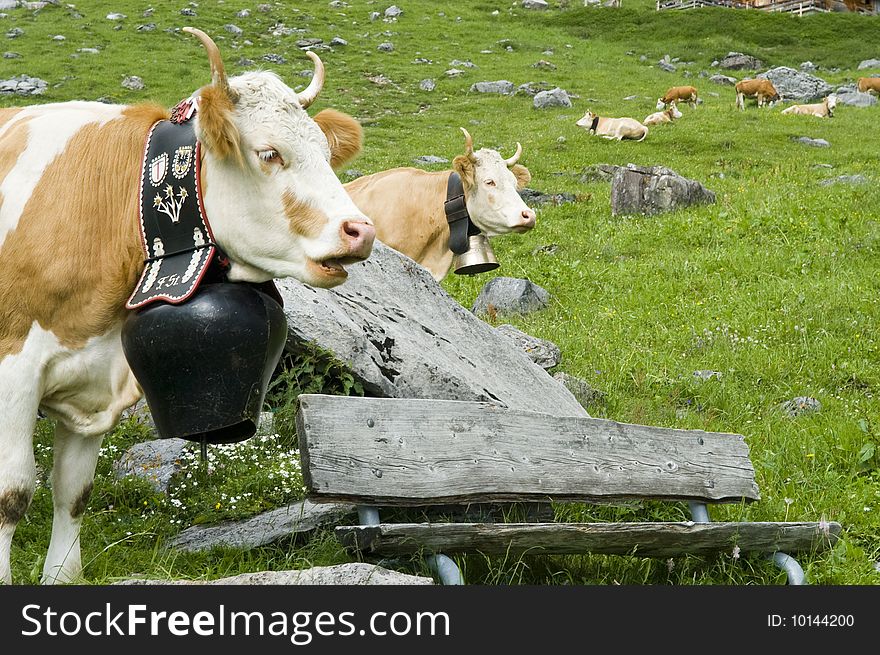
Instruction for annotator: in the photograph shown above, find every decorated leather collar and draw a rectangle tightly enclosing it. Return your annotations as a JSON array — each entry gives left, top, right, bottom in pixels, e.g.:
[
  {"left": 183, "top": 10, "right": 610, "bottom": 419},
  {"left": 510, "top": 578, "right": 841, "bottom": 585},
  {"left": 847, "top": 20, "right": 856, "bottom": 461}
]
[
  {"left": 444, "top": 172, "right": 482, "bottom": 255},
  {"left": 126, "top": 97, "right": 223, "bottom": 310}
]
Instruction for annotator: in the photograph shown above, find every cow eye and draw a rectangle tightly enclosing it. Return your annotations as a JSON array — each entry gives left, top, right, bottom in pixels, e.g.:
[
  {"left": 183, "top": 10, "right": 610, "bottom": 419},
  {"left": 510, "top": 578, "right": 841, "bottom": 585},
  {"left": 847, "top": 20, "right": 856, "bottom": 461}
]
[
  {"left": 257, "top": 149, "right": 283, "bottom": 165},
  {"left": 484, "top": 179, "right": 496, "bottom": 187}
]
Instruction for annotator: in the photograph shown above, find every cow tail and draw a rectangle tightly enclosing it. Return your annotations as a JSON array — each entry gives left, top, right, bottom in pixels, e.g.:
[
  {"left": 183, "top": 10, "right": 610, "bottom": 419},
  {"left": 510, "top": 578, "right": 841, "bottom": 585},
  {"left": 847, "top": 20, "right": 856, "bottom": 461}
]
[{"left": 638, "top": 126, "right": 648, "bottom": 142}]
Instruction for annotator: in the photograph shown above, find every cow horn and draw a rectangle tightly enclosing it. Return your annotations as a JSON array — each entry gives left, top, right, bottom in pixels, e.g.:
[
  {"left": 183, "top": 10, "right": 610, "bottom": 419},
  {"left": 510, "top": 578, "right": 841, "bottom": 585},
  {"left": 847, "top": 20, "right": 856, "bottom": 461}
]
[
  {"left": 460, "top": 127, "right": 476, "bottom": 162},
  {"left": 184, "top": 27, "right": 233, "bottom": 98},
  {"left": 296, "top": 51, "right": 325, "bottom": 109},
  {"left": 504, "top": 142, "right": 522, "bottom": 167}
]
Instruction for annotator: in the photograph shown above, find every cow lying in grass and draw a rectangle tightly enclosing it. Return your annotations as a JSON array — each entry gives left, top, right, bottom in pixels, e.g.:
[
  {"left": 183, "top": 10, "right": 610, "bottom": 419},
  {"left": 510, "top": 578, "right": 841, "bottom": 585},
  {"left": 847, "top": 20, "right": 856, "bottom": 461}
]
[
  {"left": 577, "top": 111, "right": 648, "bottom": 142},
  {"left": 781, "top": 95, "right": 837, "bottom": 118},
  {"left": 343, "top": 128, "right": 536, "bottom": 281},
  {"left": 656, "top": 86, "right": 698, "bottom": 110},
  {"left": 643, "top": 102, "right": 683, "bottom": 126}
]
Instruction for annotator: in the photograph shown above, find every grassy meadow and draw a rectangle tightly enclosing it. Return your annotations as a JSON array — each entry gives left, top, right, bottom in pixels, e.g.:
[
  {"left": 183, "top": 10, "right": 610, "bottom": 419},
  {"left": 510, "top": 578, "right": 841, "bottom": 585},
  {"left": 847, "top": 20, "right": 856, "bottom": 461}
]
[{"left": 2, "top": 0, "right": 879, "bottom": 585}]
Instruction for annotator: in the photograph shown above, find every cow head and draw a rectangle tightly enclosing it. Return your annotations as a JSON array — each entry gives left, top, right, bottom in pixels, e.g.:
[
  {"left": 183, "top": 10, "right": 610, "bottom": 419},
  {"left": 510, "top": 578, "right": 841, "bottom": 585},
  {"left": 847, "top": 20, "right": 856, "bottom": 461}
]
[
  {"left": 576, "top": 111, "right": 598, "bottom": 131},
  {"left": 451, "top": 128, "right": 536, "bottom": 236},
  {"left": 826, "top": 94, "right": 837, "bottom": 116},
  {"left": 669, "top": 102, "right": 683, "bottom": 119},
  {"left": 185, "top": 28, "right": 375, "bottom": 288},
  {"left": 655, "top": 98, "right": 666, "bottom": 111}
]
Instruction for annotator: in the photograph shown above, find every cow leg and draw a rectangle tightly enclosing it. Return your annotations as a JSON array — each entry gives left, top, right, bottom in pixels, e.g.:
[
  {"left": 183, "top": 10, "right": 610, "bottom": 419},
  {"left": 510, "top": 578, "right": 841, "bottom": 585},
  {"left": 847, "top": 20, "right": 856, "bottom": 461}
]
[
  {"left": 0, "top": 433, "right": 37, "bottom": 586},
  {"left": 42, "top": 426, "right": 103, "bottom": 584}
]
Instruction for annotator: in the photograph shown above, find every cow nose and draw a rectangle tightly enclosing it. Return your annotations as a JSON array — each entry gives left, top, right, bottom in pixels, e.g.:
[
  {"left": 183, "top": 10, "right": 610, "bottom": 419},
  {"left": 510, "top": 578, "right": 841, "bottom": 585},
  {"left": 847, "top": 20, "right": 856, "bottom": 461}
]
[
  {"left": 341, "top": 219, "right": 375, "bottom": 259},
  {"left": 521, "top": 209, "right": 536, "bottom": 228}
]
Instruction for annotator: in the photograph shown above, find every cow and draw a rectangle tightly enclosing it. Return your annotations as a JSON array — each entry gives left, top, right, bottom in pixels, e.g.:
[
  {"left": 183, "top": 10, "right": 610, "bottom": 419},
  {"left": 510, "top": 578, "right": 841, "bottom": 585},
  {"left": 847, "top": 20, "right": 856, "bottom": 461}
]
[
  {"left": 342, "top": 128, "right": 536, "bottom": 281},
  {"left": 576, "top": 110, "right": 648, "bottom": 142},
  {"left": 735, "top": 78, "right": 780, "bottom": 110},
  {"left": 781, "top": 94, "right": 837, "bottom": 118},
  {"left": 857, "top": 76, "right": 880, "bottom": 96},
  {"left": 0, "top": 28, "right": 376, "bottom": 585},
  {"left": 643, "top": 102, "right": 683, "bottom": 126},
  {"left": 656, "top": 86, "right": 698, "bottom": 111}
]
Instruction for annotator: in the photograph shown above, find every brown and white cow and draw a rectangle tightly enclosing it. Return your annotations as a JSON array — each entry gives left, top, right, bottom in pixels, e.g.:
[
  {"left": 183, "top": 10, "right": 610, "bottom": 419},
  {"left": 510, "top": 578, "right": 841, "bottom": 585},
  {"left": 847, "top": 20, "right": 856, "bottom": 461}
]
[
  {"left": 735, "top": 78, "right": 780, "bottom": 110},
  {"left": 643, "top": 102, "right": 683, "bottom": 126},
  {"left": 0, "top": 28, "right": 375, "bottom": 584},
  {"left": 781, "top": 94, "right": 837, "bottom": 118},
  {"left": 576, "top": 111, "right": 648, "bottom": 142},
  {"left": 857, "top": 76, "right": 880, "bottom": 96},
  {"left": 342, "top": 128, "right": 536, "bottom": 281},
  {"left": 656, "top": 86, "right": 698, "bottom": 111}
]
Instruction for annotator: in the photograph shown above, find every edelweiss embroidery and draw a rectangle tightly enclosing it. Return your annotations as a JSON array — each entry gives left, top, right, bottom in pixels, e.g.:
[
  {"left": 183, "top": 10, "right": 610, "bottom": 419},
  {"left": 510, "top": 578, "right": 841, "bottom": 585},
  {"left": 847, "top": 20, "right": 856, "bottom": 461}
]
[{"left": 152, "top": 184, "right": 189, "bottom": 224}]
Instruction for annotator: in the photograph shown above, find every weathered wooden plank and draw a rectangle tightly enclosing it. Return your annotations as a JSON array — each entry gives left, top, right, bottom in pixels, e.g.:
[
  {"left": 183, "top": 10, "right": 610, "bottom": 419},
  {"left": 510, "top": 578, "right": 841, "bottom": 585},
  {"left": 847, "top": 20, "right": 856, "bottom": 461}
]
[
  {"left": 297, "top": 394, "right": 759, "bottom": 505},
  {"left": 336, "top": 521, "right": 842, "bottom": 558}
]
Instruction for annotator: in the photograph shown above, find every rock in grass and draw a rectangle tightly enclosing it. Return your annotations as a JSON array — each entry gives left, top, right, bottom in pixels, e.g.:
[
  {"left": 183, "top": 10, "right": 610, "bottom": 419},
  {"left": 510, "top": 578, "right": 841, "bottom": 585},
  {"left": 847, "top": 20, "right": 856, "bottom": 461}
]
[
  {"left": 778, "top": 396, "right": 820, "bottom": 418},
  {"left": 116, "top": 563, "right": 434, "bottom": 585},
  {"left": 472, "top": 277, "right": 551, "bottom": 318}
]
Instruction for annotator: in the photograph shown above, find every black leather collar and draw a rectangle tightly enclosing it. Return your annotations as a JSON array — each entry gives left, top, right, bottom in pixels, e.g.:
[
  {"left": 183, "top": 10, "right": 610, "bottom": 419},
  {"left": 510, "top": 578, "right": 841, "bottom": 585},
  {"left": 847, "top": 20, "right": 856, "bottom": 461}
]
[
  {"left": 444, "top": 172, "right": 482, "bottom": 255},
  {"left": 590, "top": 115, "right": 600, "bottom": 132}
]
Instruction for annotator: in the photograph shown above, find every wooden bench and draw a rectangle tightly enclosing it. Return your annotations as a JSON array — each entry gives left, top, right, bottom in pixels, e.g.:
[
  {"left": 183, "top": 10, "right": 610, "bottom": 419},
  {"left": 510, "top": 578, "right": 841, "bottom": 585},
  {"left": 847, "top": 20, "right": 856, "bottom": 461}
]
[{"left": 296, "top": 394, "right": 842, "bottom": 585}]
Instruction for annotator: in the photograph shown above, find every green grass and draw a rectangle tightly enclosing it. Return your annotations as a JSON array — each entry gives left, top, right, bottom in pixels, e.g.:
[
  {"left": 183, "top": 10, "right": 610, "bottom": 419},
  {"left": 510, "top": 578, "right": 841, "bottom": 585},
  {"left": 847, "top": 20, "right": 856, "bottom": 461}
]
[{"left": 3, "top": 0, "right": 879, "bottom": 585}]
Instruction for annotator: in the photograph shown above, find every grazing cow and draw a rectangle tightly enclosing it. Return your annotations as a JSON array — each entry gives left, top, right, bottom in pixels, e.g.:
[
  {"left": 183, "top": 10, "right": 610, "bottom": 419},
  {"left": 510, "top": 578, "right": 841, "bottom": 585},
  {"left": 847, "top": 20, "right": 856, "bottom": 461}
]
[
  {"left": 656, "top": 86, "right": 698, "bottom": 110},
  {"left": 781, "top": 94, "right": 837, "bottom": 118},
  {"left": 576, "top": 111, "right": 648, "bottom": 142},
  {"left": 643, "top": 102, "right": 683, "bottom": 126},
  {"left": 343, "top": 128, "right": 535, "bottom": 281},
  {"left": 735, "top": 78, "right": 780, "bottom": 110},
  {"left": 0, "top": 28, "right": 375, "bottom": 585},
  {"left": 857, "top": 77, "right": 880, "bottom": 96}
]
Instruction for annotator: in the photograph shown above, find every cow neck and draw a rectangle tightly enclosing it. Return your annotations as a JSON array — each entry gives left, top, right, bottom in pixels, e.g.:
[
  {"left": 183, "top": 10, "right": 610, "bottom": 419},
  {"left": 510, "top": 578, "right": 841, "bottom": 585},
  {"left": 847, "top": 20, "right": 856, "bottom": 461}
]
[
  {"left": 126, "top": 97, "right": 227, "bottom": 310},
  {"left": 590, "top": 115, "right": 600, "bottom": 132},
  {"left": 444, "top": 171, "right": 482, "bottom": 255}
]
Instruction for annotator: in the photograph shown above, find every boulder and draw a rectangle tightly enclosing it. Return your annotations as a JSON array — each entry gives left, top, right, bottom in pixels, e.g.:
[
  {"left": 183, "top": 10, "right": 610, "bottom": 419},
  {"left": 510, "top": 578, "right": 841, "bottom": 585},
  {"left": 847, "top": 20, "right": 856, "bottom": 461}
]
[
  {"left": 112, "top": 437, "right": 190, "bottom": 492},
  {"left": 833, "top": 86, "right": 877, "bottom": 107},
  {"left": 471, "top": 276, "right": 551, "bottom": 318},
  {"left": 469, "top": 80, "right": 515, "bottom": 95},
  {"left": 717, "top": 52, "right": 764, "bottom": 71},
  {"left": 533, "top": 87, "right": 572, "bottom": 109},
  {"left": 757, "top": 67, "right": 832, "bottom": 102},
  {"left": 116, "top": 563, "right": 434, "bottom": 585},
  {"left": 610, "top": 164, "right": 715, "bottom": 217},
  {"left": 274, "top": 242, "right": 587, "bottom": 418},
  {"left": 857, "top": 58, "right": 880, "bottom": 70}
]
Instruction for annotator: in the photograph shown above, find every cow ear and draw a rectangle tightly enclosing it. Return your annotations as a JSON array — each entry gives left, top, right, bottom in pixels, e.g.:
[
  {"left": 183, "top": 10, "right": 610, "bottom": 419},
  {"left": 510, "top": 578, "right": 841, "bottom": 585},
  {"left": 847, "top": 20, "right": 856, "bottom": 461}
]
[
  {"left": 510, "top": 164, "right": 531, "bottom": 190},
  {"left": 314, "top": 109, "right": 363, "bottom": 170},
  {"left": 197, "top": 85, "right": 242, "bottom": 164},
  {"left": 452, "top": 155, "right": 475, "bottom": 192}
]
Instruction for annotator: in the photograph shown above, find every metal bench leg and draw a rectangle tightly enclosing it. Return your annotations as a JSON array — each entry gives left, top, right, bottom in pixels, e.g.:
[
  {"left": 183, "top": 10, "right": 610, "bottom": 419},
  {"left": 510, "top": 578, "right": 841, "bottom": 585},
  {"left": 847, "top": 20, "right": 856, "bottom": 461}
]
[
  {"left": 357, "top": 505, "right": 464, "bottom": 585},
  {"left": 689, "top": 501, "right": 807, "bottom": 585},
  {"left": 425, "top": 554, "right": 464, "bottom": 585},
  {"left": 768, "top": 551, "right": 807, "bottom": 585}
]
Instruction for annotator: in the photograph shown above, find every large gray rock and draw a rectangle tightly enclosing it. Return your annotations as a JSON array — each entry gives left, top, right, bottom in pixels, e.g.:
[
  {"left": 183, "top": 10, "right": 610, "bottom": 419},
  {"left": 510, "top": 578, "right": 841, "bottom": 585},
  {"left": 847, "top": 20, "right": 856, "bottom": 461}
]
[
  {"left": 717, "top": 52, "right": 764, "bottom": 71},
  {"left": 834, "top": 86, "right": 877, "bottom": 107},
  {"left": 758, "top": 67, "right": 832, "bottom": 102},
  {"left": 533, "top": 87, "right": 572, "bottom": 109},
  {"left": 494, "top": 324, "right": 561, "bottom": 369},
  {"left": 610, "top": 164, "right": 715, "bottom": 217},
  {"left": 112, "top": 438, "right": 190, "bottom": 492},
  {"left": 116, "top": 563, "right": 434, "bottom": 585},
  {"left": 275, "top": 243, "right": 587, "bottom": 418},
  {"left": 168, "top": 499, "right": 356, "bottom": 552},
  {"left": 858, "top": 59, "right": 880, "bottom": 70},
  {"left": 469, "top": 80, "right": 515, "bottom": 95},
  {"left": 471, "top": 276, "right": 551, "bottom": 318}
]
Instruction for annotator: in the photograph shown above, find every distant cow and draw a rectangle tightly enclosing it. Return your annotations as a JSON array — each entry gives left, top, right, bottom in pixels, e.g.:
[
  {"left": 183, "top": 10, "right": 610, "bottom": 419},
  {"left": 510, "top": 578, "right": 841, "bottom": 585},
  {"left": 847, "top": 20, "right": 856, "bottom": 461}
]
[
  {"left": 857, "top": 77, "right": 880, "bottom": 96},
  {"left": 735, "top": 78, "right": 780, "bottom": 110},
  {"left": 656, "top": 86, "right": 698, "bottom": 110},
  {"left": 643, "top": 102, "right": 683, "bottom": 126},
  {"left": 781, "top": 94, "right": 837, "bottom": 118},
  {"left": 343, "top": 128, "right": 536, "bottom": 281},
  {"left": 577, "top": 111, "right": 648, "bottom": 142},
  {"left": 0, "top": 28, "right": 375, "bottom": 585}
]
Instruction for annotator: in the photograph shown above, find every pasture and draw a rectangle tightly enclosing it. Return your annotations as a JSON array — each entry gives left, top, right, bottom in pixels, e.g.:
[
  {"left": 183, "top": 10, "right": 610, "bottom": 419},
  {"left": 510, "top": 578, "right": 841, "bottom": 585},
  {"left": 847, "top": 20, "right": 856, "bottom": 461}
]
[{"left": 1, "top": 0, "right": 879, "bottom": 585}]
